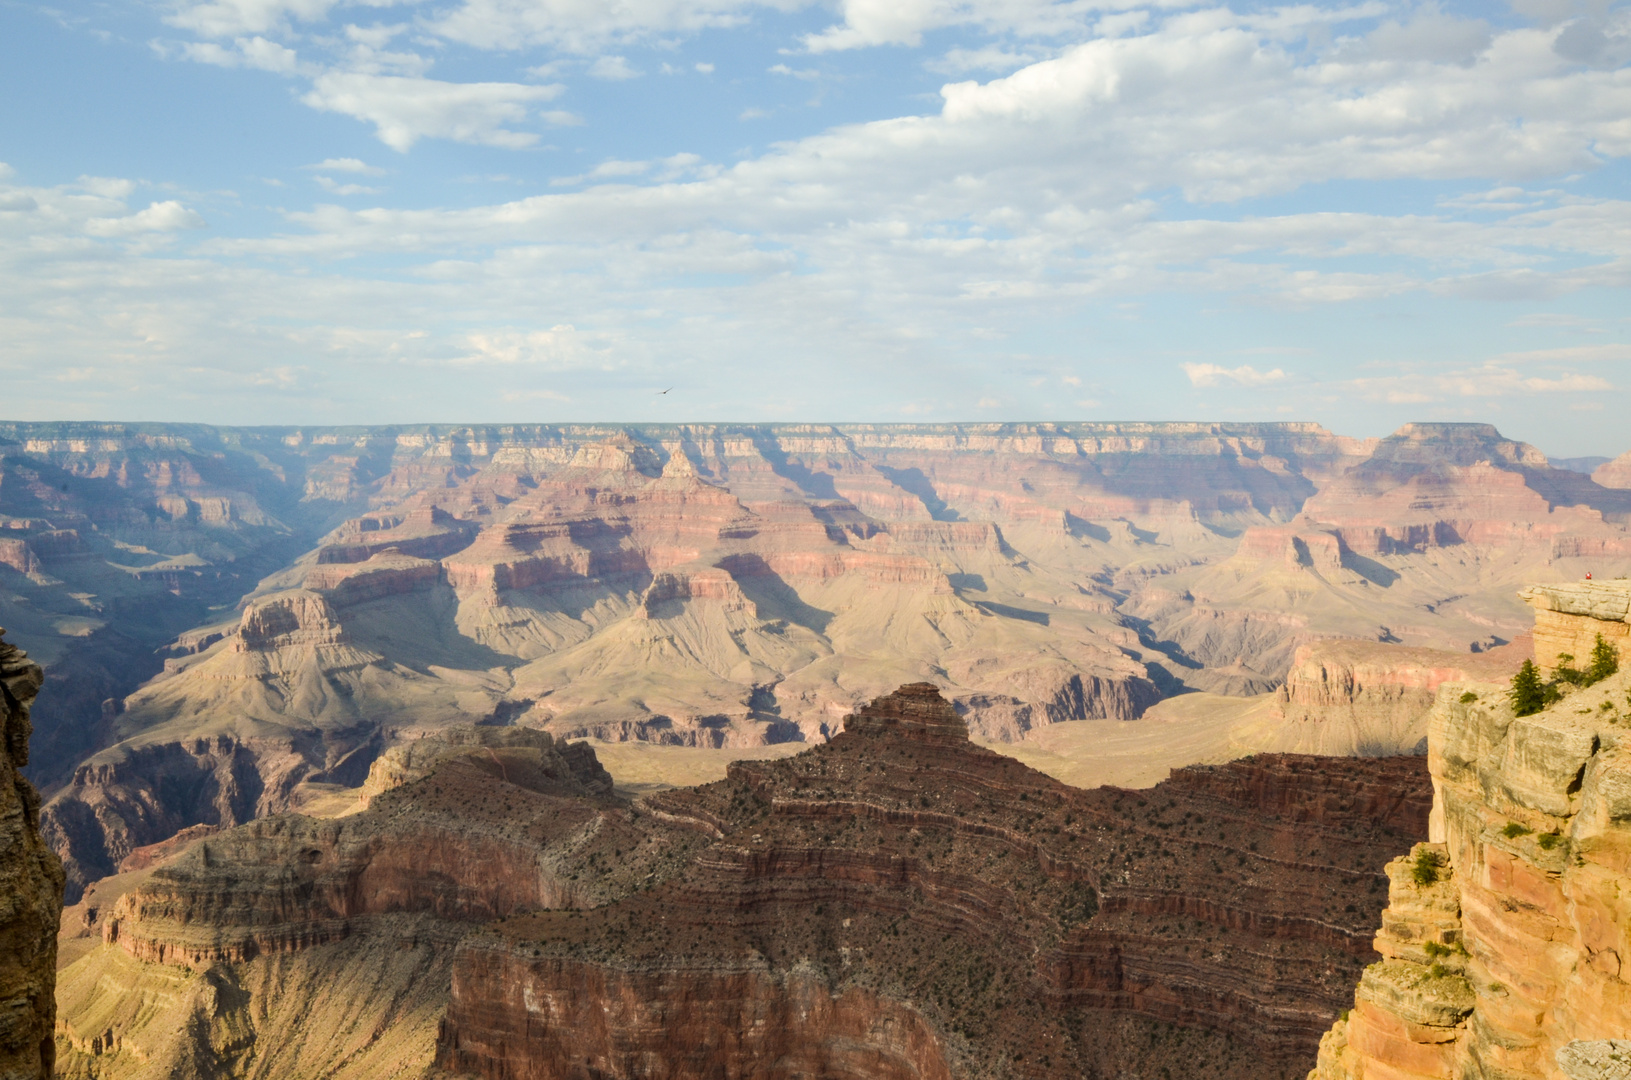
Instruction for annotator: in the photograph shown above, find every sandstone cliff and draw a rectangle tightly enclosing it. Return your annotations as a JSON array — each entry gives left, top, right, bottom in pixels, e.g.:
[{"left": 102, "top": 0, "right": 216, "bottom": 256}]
[
  {"left": 0, "top": 630, "right": 65, "bottom": 1080},
  {"left": 1312, "top": 583, "right": 1631, "bottom": 1080}
]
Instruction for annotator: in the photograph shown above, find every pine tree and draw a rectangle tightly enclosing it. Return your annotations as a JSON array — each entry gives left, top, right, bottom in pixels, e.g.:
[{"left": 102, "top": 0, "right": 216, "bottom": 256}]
[
  {"left": 1587, "top": 634, "right": 1620, "bottom": 686},
  {"left": 1511, "top": 659, "right": 1546, "bottom": 717}
]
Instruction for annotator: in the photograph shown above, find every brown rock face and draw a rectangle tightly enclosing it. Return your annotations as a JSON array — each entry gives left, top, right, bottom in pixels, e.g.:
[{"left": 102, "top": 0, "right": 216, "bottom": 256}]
[
  {"left": 0, "top": 631, "right": 65, "bottom": 1080},
  {"left": 1312, "top": 595, "right": 1631, "bottom": 1080},
  {"left": 436, "top": 684, "right": 1431, "bottom": 1080}
]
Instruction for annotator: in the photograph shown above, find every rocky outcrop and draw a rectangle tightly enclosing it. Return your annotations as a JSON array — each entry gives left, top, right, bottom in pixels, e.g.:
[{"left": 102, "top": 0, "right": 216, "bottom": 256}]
[
  {"left": 1311, "top": 595, "right": 1631, "bottom": 1080},
  {"left": 0, "top": 631, "right": 65, "bottom": 1080},
  {"left": 437, "top": 685, "right": 1431, "bottom": 1080},
  {"left": 1521, "top": 580, "right": 1631, "bottom": 673}
]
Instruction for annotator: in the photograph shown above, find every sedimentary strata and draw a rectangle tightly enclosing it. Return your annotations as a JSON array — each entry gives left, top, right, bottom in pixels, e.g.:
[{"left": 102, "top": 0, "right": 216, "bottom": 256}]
[
  {"left": 0, "top": 630, "right": 64, "bottom": 1080},
  {"left": 55, "top": 686, "right": 1431, "bottom": 1080},
  {"left": 437, "top": 684, "right": 1430, "bottom": 1080}
]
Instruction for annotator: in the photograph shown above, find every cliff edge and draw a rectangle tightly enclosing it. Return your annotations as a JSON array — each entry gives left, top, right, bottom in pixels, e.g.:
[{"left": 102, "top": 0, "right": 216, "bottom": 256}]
[
  {"left": 1312, "top": 584, "right": 1631, "bottom": 1080},
  {"left": 0, "top": 630, "right": 64, "bottom": 1080}
]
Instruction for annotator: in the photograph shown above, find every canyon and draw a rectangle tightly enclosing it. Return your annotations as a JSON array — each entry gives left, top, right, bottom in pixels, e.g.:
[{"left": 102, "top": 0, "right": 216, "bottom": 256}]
[
  {"left": 56, "top": 684, "right": 1431, "bottom": 1080},
  {"left": 6, "top": 420, "right": 1629, "bottom": 902}
]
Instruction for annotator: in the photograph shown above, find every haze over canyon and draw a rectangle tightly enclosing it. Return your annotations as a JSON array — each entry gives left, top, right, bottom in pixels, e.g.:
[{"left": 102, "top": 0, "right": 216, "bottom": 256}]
[{"left": 3, "top": 417, "right": 1631, "bottom": 1079}]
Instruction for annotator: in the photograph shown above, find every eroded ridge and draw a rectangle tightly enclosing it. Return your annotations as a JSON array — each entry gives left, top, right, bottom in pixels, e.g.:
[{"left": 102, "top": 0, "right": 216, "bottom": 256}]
[{"left": 437, "top": 684, "right": 1430, "bottom": 1080}]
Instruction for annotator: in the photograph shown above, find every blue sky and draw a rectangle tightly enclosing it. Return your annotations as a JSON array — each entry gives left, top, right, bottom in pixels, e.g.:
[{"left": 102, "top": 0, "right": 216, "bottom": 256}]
[{"left": 1, "top": 0, "right": 1629, "bottom": 456}]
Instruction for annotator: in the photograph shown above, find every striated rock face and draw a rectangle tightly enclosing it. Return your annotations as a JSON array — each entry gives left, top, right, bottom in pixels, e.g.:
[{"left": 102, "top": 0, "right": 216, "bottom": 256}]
[
  {"left": 1311, "top": 596, "right": 1631, "bottom": 1080},
  {"left": 0, "top": 630, "right": 65, "bottom": 1080},
  {"left": 437, "top": 684, "right": 1431, "bottom": 1080}
]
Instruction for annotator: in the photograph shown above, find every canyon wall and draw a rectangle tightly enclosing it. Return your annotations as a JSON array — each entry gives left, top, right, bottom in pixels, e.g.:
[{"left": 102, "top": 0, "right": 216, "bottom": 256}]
[
  {"left": 0, "top": 630, "right": 64, "bottom": 1080},
  {"left": 1271, "top": 637, "right": 1531, "bottom": 757},
  {"left": 54, "top": 686, "right": 1433, "bottom": 1080},
  {"left": 1312, "top": 582, "right": 1631, "bottom": 1080},
  {"left": 11, "top": 421, "right": 1631, "bottom": 903}
]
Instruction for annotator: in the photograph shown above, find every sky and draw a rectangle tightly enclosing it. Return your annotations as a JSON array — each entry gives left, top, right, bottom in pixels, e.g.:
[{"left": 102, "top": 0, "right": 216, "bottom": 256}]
[{"left": 1, "top": 0, "right": 1629, "bottom": 456}]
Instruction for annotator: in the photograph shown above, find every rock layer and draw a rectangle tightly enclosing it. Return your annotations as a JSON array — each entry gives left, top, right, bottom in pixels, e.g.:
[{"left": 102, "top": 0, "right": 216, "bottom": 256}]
[
  {"left": 0, "top": 630, "right": 64, "bottom": 1080},
  {"left": 437, "top": 685, "right": 1431, "bottom": 1080}
]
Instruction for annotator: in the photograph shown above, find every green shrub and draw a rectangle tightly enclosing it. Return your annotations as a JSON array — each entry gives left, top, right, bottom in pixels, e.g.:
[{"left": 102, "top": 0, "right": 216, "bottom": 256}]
[
  {"left": 1459, "top": 691, "right": 1479, "bottom": 704},
  {"left": 1537, "top": 832, "right": 1563, "bottom": 850},
  {"left": 1587, "top": 634, "right": 1621, "bottom": 686},
  {"left": 1410, "top": 847, "right": 1442, "bottom": 887},
  {"left": 1501, "top": 822, "right": 1532, "bottom": 839},
  {"left": 1423, "top": 940, "right": 1452, "bottom": 958},
  {"left": 1427, "top": 962, "right": 1448, "bottom": 979},
  {"left": 1556, "top": 653, "right": 1586, "bottom": 687},
  {"left": 1511, "top": 660, "right": 1546, "bottom": 717}
]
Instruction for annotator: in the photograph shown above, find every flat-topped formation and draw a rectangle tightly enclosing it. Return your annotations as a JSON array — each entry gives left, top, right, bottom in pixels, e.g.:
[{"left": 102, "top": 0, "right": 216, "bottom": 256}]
[{"left": 1521, "top": 580, "right": 1631, "bottom": 672}]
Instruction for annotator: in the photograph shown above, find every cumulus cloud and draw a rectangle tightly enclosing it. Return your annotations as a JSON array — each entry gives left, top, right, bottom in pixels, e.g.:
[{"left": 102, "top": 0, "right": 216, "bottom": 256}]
[
  {"left": 301, "top": 73, "right": 564, "bottom": 150},
  {"left": 8, "top": 5, "right": 1631, "bottom": 431},
  {"left": 1181, "top": 363, "right": 1289, "bottom": 387},
  {"left": 84, "top": 200, "right": 207, "bottom": 237}
]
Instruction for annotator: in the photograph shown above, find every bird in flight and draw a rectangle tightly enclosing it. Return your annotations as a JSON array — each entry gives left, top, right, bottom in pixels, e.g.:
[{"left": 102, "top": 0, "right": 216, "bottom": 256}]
[{"left": 657, "top": 387, "right": 673, "bottom": 395}]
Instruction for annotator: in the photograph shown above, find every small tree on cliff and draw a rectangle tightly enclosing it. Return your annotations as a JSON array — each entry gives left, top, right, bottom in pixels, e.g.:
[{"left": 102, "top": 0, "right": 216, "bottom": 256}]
[
  {"left": 1510, "top": 660, "right": 1545, "bottom": 717},
  {"left": 1587, "top": 634, "right": 1620, "bottom": 686}
]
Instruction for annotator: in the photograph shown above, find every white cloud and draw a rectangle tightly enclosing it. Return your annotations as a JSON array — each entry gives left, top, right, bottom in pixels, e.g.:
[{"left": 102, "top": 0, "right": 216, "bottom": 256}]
[
  {"left": 166, "top": 0, "right": 344, "bottom": 37},
  {"left": 924, "top": 45, "right": 1045, "bottom": 75},
  {"left": 589, "top": 55, "right": 642, "bottom": 79},
  {"left": 301, "top": 73, "right": 564, "bottom": 151},
  {"left": 1494, "top": 344, "right": 1631, "bottom": 364},
  {"left": 177, "top": 35, "right": 302, "bottom": 73},
  {"left": 9, "top": 7, "right": 1631, "bottom": 432},
  {"left": 1181, "top": 362, "right": 1288, "bottom": 387},
  {"left": 84, "top": 200, "right": 207, "bottom": 237},
  {"left": 306, "top": 157, "right": 384, "bottom": 175},
  {"left": 695, "top": 61, "right": 715, "bottom": 73},
  {"left": 314, "top": 175, "right": 382, "bottom": 195}
]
